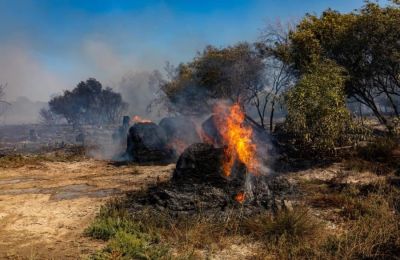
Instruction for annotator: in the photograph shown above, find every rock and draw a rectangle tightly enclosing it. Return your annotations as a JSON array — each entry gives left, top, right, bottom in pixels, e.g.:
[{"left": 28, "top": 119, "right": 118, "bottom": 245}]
[{"left": 126, "top": 122, "right": 173, "bottom": 163}]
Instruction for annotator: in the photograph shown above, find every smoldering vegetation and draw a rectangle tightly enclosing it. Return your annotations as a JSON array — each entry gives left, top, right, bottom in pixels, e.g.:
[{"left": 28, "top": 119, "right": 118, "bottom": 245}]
[{"left": 1, "top": 1, "right": 400, "bottom": 259}]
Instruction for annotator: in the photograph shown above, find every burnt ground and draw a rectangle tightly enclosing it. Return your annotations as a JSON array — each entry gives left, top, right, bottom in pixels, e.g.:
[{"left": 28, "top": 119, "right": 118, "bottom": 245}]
[
  {"left": 0, "top": 150, "right": 174, "bottom": 259},
  {"left": 1, "top": 124, "right": 399, "bottom": 259},
  {"left": 0, "top": 151, "right": 398, "bottom": 259}
]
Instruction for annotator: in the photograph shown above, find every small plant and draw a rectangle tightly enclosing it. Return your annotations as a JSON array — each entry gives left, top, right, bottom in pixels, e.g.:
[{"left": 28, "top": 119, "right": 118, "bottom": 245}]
[
  {"left": 85, "top": 202, "right": 170, "bottom": 259},
  {"left": 244, "top": 207, "right": 322, "bottom": 244}
]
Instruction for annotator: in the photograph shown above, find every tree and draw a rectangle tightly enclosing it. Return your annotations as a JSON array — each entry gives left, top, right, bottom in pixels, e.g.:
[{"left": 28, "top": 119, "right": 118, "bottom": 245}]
[
  {"left": 48, "top": 78, "right": 127, "bottom": 126},
  {"left": 284, "top": 61, "right": 353, "bottom": 154},
  {"left": 155, "top": 43, "right": 266, "bottom": 118},
  {"left": 39, "top": 107, "right": 64, "bottom": 125},
  {"left": 284, "top": 2, "right": 400, "bottom": 131},
  {"left": 254, "top": 21, "right": 295, "bottom": 131}
]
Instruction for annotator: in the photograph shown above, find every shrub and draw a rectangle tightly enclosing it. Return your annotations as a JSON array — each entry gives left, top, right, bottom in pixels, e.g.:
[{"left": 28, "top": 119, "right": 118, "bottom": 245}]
[
  {"left": 284, "top": 60, "right": 354, "bottom": 156},
  {"left": 244, "top": 207, "right": 322, "bottom": 244}
]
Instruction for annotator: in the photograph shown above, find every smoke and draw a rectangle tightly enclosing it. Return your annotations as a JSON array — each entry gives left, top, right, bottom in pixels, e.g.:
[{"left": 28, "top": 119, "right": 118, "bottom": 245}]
[
  {"left": 1, "top": 97, "right": 47, "bottom": 125},
  {"left": 0, "top": 44, "right": 68, "bottom": 102},
  {"left": 117, "top": 71, "right": 166, "bottom": 121}
]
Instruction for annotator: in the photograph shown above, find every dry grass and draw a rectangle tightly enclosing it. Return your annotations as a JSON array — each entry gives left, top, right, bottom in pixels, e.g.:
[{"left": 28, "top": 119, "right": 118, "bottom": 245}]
[
  {"left": 0, "top": 145, "right": 86, "bottom": 168},
  {"left": 84, "top": 136, "right": 400, "bottom": 259},
  {"left": 86, "top": 186, "right": 400, "bottom": 259}
]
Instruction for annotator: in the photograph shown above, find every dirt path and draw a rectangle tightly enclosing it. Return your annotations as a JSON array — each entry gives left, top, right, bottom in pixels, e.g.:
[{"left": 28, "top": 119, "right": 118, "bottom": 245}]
[{"left": 0, "top": 159, "right": 174, "bottom": 259}]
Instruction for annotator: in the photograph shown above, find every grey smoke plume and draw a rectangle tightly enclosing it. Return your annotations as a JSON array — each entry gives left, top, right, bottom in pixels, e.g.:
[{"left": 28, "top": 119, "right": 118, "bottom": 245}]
[{"left": 117, "top": 71, "right": 166, "bottom": 122}]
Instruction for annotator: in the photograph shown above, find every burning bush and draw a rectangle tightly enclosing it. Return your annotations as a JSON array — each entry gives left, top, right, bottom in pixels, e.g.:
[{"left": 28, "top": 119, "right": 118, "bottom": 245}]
[{"left": 125, "top": 102, "right": 289, "bottom": 215}]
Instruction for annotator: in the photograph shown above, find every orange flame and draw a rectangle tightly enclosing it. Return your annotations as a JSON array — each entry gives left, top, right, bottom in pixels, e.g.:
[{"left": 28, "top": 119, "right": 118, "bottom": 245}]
[
  {"left": 216, "top": 103, "right": 258, "bottom": 176},
  {"left": 235, "top": 191, "right": 245, "bottom": 203},
  {"left": 132, "top": 115, "right": 152, "bottom": 124}
]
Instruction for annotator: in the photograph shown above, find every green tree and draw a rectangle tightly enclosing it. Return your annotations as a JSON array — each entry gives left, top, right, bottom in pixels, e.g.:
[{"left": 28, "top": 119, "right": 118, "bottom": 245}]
[
  {"left": 155, "top": 43, "right": 266, "bottom": 117},
  {"left": 284, "top": 61, "right": 353, "bottom": 154},
  {"left": 49, "top": 78, "right": 127, "bottom": 126},
  {"left": 285, "top": 2, "right": 400, "bottom": 131}
]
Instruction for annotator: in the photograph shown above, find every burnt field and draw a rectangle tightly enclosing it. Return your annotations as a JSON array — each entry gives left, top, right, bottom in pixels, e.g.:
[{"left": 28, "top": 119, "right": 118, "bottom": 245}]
[
  {"left": 0, "top": 124, "right": 121, "bottom": 157},
  {"left": 1, "top": 1, "right": 400, "bottom": 259},
  {"left": 0, "top": 116, "right": 399, "bottom": 259}
]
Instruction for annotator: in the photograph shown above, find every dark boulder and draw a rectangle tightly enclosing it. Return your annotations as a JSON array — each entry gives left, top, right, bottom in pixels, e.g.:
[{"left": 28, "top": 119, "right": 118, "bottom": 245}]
[{"left": 126, "top": 122, "right": 173, "bottom": 163}]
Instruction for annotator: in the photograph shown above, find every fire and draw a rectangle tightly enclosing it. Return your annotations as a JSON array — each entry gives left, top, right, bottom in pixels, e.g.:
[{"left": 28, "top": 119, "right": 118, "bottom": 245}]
[
  {"left": 217, "top": 103, "right": 258, "bottom": 177},
  {"left": 132, "top": 115, "right": 152, "bottom": 124},
  {"left": 235, "top": 191, "right": 245, "bottom": 203}
]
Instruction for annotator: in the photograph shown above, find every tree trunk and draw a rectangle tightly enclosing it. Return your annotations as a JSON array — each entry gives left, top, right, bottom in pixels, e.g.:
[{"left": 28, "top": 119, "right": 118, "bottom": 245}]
[
  {"left": 385, "top": 92, "right": 400, "bottom": 118},
  {"left": 359, "top": 103, "right": 364, "bottom": 126},
  {"left": 269, "top": 101, "right": 275, "bottom": 133}
]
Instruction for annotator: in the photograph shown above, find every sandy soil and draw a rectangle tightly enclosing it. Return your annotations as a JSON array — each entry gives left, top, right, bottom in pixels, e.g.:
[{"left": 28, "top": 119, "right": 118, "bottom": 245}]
[{"left": 0, "top": 159, "right": 174, "bottom": 259}]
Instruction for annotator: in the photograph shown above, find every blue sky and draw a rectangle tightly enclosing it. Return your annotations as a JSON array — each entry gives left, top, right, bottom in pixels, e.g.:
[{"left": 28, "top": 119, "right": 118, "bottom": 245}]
[{"left": 0, "top": 0, "right": 372, "bottom": 101}]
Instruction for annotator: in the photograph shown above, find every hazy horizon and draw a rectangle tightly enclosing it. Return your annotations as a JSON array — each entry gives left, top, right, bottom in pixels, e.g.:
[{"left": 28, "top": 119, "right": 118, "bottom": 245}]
[{"left": 0, "top": 0, "right": 371, "bottom": 104}]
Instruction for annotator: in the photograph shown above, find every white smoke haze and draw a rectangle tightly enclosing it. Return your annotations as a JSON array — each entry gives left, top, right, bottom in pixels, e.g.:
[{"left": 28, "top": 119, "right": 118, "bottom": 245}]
[{"left": 0, "top": 44, "right": 68, "bottom": 102}]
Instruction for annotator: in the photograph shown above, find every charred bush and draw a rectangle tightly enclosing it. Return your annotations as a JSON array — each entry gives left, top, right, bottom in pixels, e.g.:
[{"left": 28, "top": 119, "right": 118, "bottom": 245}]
[
  {"left": 126, "top": 122, "right": 174, "bottom": 163},
  {"left": 126, "top": 143, "right": 293, "bottom": 216}
]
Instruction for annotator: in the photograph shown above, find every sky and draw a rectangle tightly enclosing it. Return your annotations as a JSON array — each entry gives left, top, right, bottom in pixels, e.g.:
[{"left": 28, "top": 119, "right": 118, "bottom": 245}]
[{"left": 0, "top": 0, "right": 371, "bottom": 102}]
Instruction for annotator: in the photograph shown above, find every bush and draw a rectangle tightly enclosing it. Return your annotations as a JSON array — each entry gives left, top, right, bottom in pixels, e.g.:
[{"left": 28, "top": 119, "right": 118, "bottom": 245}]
[
  {"left": 284, "top": 60, "right": 354, "bottom": 156},
  {"left": 244, "top": 207, "right": 322, "bottom": 244}
]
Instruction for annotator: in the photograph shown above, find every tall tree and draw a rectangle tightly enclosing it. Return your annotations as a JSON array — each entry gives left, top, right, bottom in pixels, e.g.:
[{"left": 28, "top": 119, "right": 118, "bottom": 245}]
[
  {"left": 158, "top": 43, "right": 266, "bottom": 130},
  {"left": 255, "top": 21, "right": 295, "bottom": 131},
  {"left": 155, "top": 43, "right": 266, "bottom": 120},
  {"left": 283, "top": 2, "right": 400, "bottom": 130}
]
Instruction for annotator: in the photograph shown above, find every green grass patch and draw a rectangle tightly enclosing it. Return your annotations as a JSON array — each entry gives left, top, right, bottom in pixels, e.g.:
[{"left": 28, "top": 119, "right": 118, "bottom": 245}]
[{"left": 85, "top": 202, "right": 171, "bottom": 260}]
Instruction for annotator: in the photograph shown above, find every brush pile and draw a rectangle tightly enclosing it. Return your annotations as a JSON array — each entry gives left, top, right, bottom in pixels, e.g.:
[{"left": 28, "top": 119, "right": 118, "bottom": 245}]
[{"left": 126, "top": 143, "right": 293, "bottom": 216}]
